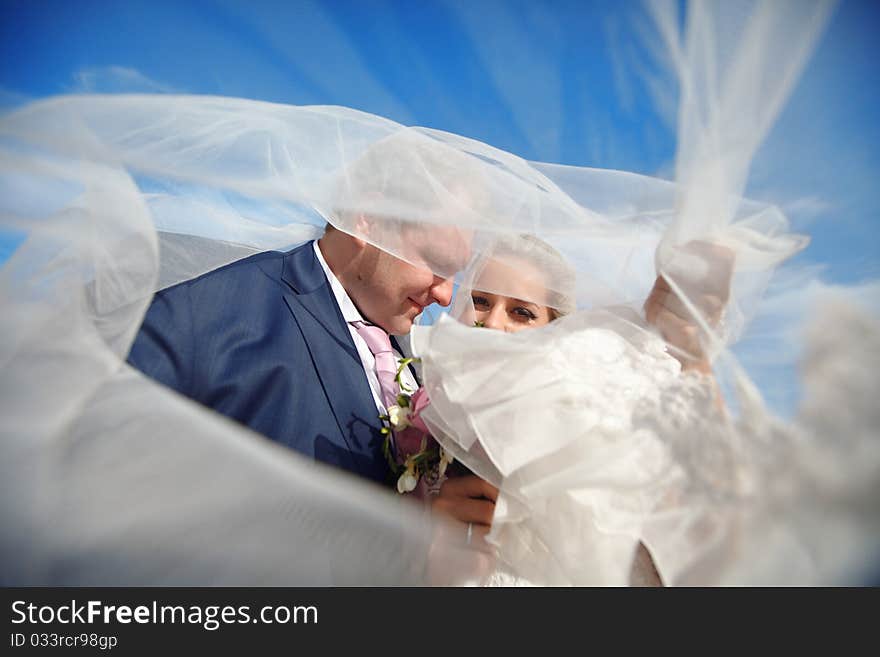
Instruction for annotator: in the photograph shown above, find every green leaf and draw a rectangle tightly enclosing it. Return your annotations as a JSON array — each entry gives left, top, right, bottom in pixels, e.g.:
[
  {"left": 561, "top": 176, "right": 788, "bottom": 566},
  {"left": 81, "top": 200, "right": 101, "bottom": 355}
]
[
  {"left": 394, "top": 357, "right": 421, "bottom": 389},
  {"left": 383, "top": 435, "right": 402, "bottom": 475}
]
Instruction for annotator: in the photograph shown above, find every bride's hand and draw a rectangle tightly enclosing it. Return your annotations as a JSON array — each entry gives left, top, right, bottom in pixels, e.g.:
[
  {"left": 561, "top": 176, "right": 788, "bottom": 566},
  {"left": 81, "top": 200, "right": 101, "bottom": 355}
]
[{"left": 645, "top": 240, "right": 735, "bottom": 373}]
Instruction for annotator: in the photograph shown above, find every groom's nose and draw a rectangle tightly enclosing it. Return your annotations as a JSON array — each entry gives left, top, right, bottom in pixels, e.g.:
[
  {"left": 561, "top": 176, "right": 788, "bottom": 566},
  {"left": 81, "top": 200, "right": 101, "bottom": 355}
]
[{"left": 428, "top": 275, "right": 455, "bottom": 307}]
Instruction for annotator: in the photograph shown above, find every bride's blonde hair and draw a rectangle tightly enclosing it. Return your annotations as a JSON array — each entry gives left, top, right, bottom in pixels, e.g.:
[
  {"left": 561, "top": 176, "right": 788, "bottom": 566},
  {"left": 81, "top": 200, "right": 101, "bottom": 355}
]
[{"left": 486, "top": 233, "right": 577, "bottom": 319}]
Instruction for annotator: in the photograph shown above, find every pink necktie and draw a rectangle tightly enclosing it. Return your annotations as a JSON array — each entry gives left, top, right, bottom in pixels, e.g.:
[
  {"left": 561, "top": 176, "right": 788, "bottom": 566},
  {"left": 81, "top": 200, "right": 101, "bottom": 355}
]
[
  {"left": 350, "top": 321, "right": 400, "bottom": 409},
  {"left": 351, "top": 321, "right": 428, "bottom": 463}
]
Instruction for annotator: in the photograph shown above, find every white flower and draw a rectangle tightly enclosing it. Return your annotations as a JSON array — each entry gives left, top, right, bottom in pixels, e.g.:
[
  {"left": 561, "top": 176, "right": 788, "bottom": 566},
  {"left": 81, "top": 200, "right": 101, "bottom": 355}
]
[
  {"left": 397, "top": 464, "right": 419, "bottom": 494},
  {"left": 387, "top": 404, "right": 411, "bottom": 430}
]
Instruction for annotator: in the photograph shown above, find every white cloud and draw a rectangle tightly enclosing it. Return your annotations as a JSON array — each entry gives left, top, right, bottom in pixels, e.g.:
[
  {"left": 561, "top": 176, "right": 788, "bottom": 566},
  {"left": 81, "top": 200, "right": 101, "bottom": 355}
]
[
  {"left": 446, "top": 0, "right": 564, "bottom": 162},
  {"left": 779, "top": 195, "right": 834, "bottom": 227},
  {"left": 70, "top": 66, "right": 181, "bottom": 94},
  {"left": 210, "top": 0, "right": 413, "bottom": 125}
]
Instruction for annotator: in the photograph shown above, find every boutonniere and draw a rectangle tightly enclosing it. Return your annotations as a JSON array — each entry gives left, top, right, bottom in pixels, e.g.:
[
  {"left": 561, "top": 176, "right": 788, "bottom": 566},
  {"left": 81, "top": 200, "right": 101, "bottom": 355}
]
[{"left": 379, "top": 357, "right": 454, "bottom": 494}]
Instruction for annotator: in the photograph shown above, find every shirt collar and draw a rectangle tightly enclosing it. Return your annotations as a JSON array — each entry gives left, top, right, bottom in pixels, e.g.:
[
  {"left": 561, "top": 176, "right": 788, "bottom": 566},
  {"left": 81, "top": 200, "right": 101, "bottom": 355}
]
[{"left": 313, "top": 240, "right": 366, "bottom": 324}]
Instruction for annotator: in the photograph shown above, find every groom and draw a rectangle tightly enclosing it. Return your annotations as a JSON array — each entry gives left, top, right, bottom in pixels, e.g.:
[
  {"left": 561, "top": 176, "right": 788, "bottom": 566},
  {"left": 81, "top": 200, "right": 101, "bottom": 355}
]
[
  {"left": 129, "top": 222, "right": 454, "bottom": 480},
  {"left": 128, "top": 216, "right": 498, "bottom": 532}
]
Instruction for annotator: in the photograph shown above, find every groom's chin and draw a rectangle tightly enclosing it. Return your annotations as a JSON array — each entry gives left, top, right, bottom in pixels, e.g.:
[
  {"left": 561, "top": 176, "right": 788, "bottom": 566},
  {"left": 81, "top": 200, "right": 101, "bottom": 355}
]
[
  {"left": 391, "top": 321, "right": 413, "bottom": 336},
  {"left": 387, "top": 314, "right": 416, "bottom": 336}
]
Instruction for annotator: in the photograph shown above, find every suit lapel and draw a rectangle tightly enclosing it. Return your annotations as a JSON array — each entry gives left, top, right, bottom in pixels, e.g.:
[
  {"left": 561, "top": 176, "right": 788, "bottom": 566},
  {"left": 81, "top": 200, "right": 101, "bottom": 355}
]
[{"left": 280, "top": 244, "right": 385, "bottom": 459}]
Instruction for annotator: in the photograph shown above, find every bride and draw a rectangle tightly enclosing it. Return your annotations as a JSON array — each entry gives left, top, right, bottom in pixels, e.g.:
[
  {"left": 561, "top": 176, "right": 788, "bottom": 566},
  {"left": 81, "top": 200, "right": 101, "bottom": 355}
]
[
  {"left": 394, "top": 231, "right": 731, "bottom": 585},
  {"left": 2, "top": 0, "right": 877, "bottom": 585}
]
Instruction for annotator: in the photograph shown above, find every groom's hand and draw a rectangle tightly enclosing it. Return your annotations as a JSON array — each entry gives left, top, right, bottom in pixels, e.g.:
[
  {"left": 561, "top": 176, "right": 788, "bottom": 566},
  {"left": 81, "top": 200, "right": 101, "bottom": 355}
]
[
  {"left": 424, "top": 475, "right": 498, "bottom": 585},
  {"left": 432, "top": 475, "right": 498, "bottom": 551}
]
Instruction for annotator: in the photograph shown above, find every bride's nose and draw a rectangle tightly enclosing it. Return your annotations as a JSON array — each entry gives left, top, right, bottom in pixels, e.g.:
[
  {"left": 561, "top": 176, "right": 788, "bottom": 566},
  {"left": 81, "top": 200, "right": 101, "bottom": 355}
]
[{"left": 481, "top": 303, "right": 508, "bottom": 331}]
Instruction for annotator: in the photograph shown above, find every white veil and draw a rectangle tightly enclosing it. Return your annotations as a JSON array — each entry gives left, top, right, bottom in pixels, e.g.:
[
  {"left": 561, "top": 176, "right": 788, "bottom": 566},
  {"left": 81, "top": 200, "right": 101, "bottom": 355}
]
[{"left": 2, "top": 0, "right": 878, "bottom": 585}]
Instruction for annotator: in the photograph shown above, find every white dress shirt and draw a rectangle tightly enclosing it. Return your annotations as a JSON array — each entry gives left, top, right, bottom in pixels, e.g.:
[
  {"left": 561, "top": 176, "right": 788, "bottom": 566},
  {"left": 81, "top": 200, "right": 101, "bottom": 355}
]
[{"left": 312, "top": 240, "right": 418, "bottom": 416}]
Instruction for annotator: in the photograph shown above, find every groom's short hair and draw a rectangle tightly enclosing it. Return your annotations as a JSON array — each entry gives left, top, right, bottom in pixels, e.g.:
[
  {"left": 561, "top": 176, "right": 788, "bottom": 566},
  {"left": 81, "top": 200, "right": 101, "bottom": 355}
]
[{"left": 323, "top": 128, "right": 489, "bottom": 264}]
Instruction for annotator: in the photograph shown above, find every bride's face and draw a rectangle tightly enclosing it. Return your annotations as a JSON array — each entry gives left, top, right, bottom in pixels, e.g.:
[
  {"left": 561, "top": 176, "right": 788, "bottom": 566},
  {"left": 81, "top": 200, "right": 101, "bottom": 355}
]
[{"left": 470, "top": 257, "right": 555, "bottom": 333}]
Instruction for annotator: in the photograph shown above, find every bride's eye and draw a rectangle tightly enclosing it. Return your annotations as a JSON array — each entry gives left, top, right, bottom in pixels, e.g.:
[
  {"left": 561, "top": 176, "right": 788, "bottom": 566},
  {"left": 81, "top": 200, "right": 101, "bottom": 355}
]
[
  {"left": 512, "top": 307, "right": 537, "bottom": 321},
  {"left": 471, "top": 295, "right": 490, "bottom": 308}
]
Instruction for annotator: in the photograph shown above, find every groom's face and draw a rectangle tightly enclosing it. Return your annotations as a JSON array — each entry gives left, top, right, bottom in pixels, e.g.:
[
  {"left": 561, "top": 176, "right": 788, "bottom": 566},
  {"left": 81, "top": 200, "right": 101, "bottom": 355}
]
[{"left": 353, "top": 226, "right": 471, "bottom": 335}]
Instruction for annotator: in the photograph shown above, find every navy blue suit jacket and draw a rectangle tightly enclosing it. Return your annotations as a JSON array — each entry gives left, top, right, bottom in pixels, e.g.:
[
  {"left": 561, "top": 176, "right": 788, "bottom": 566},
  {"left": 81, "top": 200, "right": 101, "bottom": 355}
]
[{"left": 127, "top": 241, "right": 391, "bottom": 484}]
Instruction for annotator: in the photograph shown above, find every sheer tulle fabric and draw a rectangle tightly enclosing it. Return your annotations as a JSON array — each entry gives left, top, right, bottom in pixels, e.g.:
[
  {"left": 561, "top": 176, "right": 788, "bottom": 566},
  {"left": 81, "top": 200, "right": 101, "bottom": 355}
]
[{"left": 3, "top": 0, "right": 878, "bottom": 585}]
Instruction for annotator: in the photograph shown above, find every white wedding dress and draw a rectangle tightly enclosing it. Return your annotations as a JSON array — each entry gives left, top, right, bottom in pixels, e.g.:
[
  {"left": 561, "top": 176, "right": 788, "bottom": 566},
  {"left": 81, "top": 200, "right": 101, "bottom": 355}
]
[
  {"left": 413, "top": 309, "right": 704, "bottom": 586},
  {"left": 414, "top": 300, "right": 880, "bottom": 586}
]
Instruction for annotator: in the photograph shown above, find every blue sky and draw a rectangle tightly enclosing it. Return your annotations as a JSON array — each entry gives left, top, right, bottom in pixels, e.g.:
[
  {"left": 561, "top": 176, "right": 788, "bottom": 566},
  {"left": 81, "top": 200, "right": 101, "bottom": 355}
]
[
  {"left": 2, "top": 0, "right": 875, "bottom": 279},
  {"left": 0, "top": 0, "right": 675, "bottom": 167},
  {"left": 2, "top": 0, "right": 878, "bottom": 416}
]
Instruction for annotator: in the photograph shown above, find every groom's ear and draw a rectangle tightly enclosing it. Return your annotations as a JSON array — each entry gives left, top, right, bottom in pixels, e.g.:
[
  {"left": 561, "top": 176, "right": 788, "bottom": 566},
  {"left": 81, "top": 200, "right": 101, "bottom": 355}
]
[{"left": 351, "top": 212, "right": 370, "bottom": 248}]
